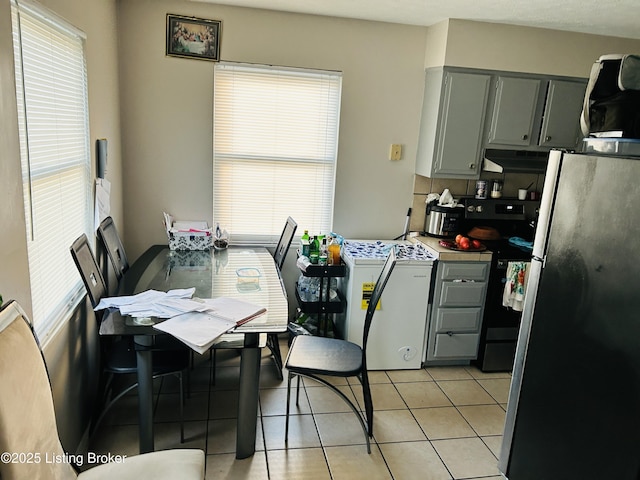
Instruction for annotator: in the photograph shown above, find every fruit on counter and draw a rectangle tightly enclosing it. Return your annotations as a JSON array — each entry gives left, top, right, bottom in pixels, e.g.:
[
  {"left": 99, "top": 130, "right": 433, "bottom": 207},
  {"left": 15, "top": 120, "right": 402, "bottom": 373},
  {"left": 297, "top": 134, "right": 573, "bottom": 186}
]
[
  {"left": 439, "top": 240, "right": 456, "bottom": 248},
  {"left": 440, "top": 237, "right": 485, "bottom": 250}
]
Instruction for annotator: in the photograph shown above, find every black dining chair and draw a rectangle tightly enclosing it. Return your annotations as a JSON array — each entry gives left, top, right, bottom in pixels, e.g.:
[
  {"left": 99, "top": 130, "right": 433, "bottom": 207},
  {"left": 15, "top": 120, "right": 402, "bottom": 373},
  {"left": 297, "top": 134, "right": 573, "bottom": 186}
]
[
  {"left": 268, "top": 216, "right": 297, "bottom": 379},
  {"left": 97, "top": 216, "right": 129, "bottom": 282},
  {"left": 284, "top": 247, "right": 397, "bottom": 453},
  {"left": 70, "top": 234, "right": 189, "bottom": 442},
  {"left": 211, "top": 216, "right": 297, "bottom": 384},
  {"left": 273, "top": 216, "right": 298, "bottom": 270},
  {"left": 0, "top": 300, "right": 205, "bottom": 479},
  {"left": 97, "top": 217, "right": 192, "bottom": 358}
]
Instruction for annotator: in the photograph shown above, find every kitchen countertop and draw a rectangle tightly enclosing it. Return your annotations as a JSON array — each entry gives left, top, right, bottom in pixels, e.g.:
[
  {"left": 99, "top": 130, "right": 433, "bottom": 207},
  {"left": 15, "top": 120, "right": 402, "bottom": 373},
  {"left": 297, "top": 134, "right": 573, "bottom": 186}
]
[{"left": 412, "top": 235, "right": 493, "bottom": 262}]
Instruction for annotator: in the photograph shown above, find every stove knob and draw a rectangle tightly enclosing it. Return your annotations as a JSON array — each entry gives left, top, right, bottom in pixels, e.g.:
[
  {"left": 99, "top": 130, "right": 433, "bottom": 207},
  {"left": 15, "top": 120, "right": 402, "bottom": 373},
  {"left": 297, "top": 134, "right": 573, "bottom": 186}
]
[
  {"left": 476, "top": 205, "right": 483, "bottom": 213},
  {"left": 467, "top": 205, "right": 476, "bottom": 212}
]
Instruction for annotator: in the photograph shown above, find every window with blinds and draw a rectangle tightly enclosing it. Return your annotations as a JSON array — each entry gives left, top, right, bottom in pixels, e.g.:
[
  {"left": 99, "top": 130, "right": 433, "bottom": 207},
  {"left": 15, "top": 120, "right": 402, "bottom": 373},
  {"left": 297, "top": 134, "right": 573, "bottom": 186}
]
[
  {"left": 213, "top": 63, "right": 342, "bottom": 244},
  {"left": 11, "top": 0, "right": 92, "bottom": 340}
]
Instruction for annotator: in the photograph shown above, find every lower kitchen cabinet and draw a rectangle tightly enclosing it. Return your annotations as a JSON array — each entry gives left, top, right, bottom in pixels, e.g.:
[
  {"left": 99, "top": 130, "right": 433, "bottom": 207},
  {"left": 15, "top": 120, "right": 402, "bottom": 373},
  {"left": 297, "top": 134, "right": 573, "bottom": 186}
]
[{"left": 425, "top": 260, "right": 490, "bottom": 365}]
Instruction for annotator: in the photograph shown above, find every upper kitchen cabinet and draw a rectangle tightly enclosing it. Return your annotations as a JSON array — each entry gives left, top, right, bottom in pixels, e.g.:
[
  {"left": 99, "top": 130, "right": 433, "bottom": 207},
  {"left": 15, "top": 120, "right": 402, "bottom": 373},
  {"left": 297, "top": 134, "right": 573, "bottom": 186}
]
[
  {"left": 487, "top": 76, "right": 542, "bottom": 147},
  {"left": 416, "top": 68, "right": 491, "bottom": 179},
  {"left": 486, "top": 74, "right": 587, "bottom": 150},
  {"left": 538, "top": 79, "right": 587, "bottom": 148},
  {"left": 415, "top": 67, "right": 587, "bottom": 178}
]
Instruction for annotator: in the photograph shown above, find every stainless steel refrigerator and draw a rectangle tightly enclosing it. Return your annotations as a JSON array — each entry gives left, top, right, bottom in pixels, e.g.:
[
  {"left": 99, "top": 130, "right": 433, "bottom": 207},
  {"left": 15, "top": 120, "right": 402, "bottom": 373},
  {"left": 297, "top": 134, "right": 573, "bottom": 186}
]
[{"left": 499, "top": 147, "right": 640, "bottom": 480}]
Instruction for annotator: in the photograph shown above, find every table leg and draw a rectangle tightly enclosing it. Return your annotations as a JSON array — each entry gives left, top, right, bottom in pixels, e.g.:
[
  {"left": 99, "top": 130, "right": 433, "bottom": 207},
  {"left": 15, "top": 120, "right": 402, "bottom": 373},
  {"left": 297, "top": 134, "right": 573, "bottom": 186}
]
[
  {"left": 135, "top": 335, "right": 154, "bottom": 453},
  {"left": 236, "top": 332, "right": 261, "bottom": 459}
]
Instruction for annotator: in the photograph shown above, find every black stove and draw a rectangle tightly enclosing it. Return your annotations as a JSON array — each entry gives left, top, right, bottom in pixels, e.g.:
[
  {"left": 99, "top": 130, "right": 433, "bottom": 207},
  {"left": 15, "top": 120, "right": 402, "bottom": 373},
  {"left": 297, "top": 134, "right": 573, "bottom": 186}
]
[{"left": 461, "top": 197, "right": 540, "bottom": 372}]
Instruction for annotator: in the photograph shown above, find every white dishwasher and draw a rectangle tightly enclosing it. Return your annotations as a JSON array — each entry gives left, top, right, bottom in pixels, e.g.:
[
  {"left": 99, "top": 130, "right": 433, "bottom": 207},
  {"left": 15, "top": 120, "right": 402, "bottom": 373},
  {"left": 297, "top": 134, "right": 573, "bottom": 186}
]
[{"left": 336, "top": 240, "right": 436, "bottom": 370}]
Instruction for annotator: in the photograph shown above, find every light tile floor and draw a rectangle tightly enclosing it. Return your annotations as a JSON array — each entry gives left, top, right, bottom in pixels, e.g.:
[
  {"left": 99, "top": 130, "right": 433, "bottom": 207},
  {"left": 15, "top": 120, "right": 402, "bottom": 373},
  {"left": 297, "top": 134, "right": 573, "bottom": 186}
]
[{"left": 88, "top": 338, "right": 512, "bottom": 479}]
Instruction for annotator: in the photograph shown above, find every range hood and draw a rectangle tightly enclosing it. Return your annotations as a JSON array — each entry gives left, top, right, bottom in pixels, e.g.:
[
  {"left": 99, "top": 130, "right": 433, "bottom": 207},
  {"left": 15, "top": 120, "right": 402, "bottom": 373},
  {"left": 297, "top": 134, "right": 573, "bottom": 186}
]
[{"left": 483, "top": 148, "right": 549, "bottom": 174}]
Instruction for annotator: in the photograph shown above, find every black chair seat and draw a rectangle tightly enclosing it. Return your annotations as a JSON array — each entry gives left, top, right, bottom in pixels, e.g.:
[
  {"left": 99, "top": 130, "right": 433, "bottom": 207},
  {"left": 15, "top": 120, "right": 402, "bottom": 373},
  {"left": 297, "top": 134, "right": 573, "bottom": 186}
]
[
  {"left": 105, "top": 339, "right": 190, "bottom": 375},
  {"left": 285, "top": 335, "right": 362, "bottom": 377}
]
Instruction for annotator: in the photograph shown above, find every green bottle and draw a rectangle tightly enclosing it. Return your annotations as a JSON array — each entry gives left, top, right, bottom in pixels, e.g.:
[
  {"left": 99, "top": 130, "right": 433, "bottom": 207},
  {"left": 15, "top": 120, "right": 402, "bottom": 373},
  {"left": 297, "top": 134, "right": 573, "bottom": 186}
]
[
  {"left": 301, "top": 230, "right": 310, "bottom": 257},
  {"left": 309, "top": 234, "right": 320, "bottom": 264}
]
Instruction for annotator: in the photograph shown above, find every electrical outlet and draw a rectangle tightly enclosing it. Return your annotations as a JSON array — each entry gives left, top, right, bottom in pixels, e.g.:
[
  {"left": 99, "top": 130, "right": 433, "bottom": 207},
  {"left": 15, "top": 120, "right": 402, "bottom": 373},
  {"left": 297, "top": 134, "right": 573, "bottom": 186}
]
[{"left": 389, "top": 144, "right": 402, "bottom": 161}]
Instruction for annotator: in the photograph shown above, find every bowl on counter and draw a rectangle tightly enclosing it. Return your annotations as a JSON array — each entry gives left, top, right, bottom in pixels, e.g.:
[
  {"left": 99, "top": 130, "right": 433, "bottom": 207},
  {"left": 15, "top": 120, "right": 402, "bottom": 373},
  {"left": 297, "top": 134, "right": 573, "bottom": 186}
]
[{"left": 468, "top": 226, "right": 500, "bottom": 240}]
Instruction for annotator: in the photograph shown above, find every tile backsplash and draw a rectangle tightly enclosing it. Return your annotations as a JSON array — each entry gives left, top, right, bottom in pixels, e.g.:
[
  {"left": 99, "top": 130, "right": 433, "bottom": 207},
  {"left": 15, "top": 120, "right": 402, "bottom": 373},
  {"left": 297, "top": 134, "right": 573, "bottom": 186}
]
[{"left": 410, "top": 172, "right": 545, "bottom": 233}]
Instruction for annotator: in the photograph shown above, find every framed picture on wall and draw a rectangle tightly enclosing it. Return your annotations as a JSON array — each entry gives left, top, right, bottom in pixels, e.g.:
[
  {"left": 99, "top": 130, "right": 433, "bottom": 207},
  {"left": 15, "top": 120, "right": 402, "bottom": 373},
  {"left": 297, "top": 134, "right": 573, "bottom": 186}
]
[{"left": 166, "top": 14, "right": 221, "bottom": 61}]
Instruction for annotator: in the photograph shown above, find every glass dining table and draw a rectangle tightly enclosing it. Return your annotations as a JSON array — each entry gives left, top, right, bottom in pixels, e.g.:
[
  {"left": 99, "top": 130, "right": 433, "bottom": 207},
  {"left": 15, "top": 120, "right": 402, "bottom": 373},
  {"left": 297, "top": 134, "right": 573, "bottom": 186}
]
[{"left": 99, "top": 245, "right": 289, "bottom": 458}]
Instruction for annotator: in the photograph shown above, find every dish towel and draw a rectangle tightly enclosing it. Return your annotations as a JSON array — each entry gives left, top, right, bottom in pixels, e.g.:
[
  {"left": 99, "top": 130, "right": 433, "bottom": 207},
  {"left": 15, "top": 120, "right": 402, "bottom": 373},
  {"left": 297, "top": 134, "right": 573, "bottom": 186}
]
[
  {"left": 503, "top": 261, "right": 530, "bottom": 312},
  {"left": 508, "top": 236, "right": 534, "bottom": 252}
]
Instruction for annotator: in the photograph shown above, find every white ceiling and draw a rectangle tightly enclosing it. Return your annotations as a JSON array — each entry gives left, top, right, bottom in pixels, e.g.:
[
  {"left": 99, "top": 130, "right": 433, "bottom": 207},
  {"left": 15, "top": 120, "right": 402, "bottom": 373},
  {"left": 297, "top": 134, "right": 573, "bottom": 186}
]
[{"left": 193, "top": 0, "right": 640, "bottom": 40}]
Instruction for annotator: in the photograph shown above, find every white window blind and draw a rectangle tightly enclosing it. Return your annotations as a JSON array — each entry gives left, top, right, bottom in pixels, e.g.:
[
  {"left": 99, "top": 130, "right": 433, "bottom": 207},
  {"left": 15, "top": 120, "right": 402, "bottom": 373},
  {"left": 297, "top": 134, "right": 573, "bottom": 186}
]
[
  {"left": 12, "top": 0, "right": 92, "bottom": 340},
  {"left": 213, "top": 63, "right": 342, "bottom": 244}
]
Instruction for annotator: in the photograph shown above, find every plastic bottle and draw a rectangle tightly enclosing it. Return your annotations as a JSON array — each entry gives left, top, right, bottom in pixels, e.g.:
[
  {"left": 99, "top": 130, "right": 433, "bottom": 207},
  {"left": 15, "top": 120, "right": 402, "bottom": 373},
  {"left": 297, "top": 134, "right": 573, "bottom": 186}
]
[
  {"left": 297, "top": 274, "right": 309, "bottom": 301},
  {"left": 310, "top": 234, "right": 320, "bottom": 258},
  {"left": 300, "top": 230, "right": 310, "bottom": 257},
  {"left": 319, "top": 237, "right": 328, "bottom": 265},
  {"left": 328, "top": 236, "right": 341, "bottom": 265}
]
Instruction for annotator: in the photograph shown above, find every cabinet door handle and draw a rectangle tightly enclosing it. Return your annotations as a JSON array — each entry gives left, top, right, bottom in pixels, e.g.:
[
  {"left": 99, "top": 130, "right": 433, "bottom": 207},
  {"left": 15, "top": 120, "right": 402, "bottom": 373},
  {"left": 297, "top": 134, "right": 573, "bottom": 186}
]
[
  {"left": 522, "top": 134, "right": 528, "bottom": 140},
  {"left": 468, "top": 163, "right": 475, "bottom": 169},
  {"left": 545, "top": 135, "right": 552, "bottom": 142},
  {"left": 446, "top": 331, "right": 454, "bottom": 336}
]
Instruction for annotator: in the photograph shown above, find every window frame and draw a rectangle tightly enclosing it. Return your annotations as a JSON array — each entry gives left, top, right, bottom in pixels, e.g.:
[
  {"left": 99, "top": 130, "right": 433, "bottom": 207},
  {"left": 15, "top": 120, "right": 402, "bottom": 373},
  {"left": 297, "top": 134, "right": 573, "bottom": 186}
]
[
  {"left": 213, "top": 62, "right": 342, "bottom": 245},
  {"left": 11, "top": 0, "right": 93, "bottom": 341}
]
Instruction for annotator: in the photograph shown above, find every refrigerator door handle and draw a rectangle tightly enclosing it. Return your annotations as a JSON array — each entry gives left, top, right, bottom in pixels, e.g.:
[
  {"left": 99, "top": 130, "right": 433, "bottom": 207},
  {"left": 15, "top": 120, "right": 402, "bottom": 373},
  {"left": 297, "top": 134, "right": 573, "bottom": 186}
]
[{"left": 530, "top": 149, "right": 563, "bottom": 261}]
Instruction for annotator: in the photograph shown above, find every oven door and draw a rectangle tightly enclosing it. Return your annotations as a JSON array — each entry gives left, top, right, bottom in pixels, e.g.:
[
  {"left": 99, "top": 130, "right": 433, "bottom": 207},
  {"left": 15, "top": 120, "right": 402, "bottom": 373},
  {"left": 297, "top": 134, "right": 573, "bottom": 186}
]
[{"left": 476, "top": 256, "right": 530, "bottom": 372}]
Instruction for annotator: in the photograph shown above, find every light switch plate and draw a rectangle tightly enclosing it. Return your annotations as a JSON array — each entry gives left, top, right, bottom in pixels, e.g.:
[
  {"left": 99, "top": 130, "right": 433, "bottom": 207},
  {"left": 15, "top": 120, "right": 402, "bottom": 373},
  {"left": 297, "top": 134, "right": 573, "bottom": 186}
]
[{"left": 389, "top": 144, "right": 402, "bottom": 161}]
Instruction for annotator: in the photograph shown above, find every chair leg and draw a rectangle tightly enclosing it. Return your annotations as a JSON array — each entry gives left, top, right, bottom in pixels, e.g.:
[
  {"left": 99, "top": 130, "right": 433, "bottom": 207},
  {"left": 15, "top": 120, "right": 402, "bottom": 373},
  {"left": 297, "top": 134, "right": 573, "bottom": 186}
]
[
  {"left": 90, "top": 380, "right": 139, "bottom": 437},
  {"left": 299, "top": 373, "right": 371, "bottom": 454},
  {"left": 209, "top": 348, "right": 217, "bottom": 386},
  {"left": 361, "top": 372, "right": 374, "bottom": 437},
  {"left": 285, "top": 372, "right": 293, "bottom": 443},
  {"left": 179, "top": 370, "right": 185, "bottom": 443},
  {"left": 267, "top": 333, "right": 284, "bottom": 380}
]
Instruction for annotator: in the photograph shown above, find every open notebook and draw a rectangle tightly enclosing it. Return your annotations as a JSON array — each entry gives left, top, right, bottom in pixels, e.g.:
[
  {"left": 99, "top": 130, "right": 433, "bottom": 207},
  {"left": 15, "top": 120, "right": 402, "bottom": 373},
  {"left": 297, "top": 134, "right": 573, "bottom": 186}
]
[{"left": 154, "top": 297, "right": 267, "bottom": 354}]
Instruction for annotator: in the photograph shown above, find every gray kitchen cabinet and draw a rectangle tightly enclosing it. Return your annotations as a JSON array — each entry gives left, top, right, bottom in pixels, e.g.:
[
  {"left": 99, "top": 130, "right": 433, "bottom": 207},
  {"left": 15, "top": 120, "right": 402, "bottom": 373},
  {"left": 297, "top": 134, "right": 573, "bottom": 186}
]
[
  {"left": 416, "top": 67, "right": 587, "bottom": 180},
  {"left": 416, "top": 68, "right": 491, "bottom": 179},
  {"left": 487, "top": 76, "right": 542, "bottom": 147},
  {"left": 425, "top": 261, "right": 490, "bottom": 364},
  {"left": 538, "top": 79, "right": 587, "bottom": 148},
  {"left": 486, "top": 75, "right": 587, "bottom": 150}
]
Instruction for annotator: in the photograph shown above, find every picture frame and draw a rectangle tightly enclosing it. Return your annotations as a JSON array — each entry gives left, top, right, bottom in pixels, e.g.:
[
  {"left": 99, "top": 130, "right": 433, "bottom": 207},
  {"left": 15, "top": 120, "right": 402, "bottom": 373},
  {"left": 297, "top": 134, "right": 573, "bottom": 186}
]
[{"left": 166, "top": 14, "right": 221, "bottom": 62}]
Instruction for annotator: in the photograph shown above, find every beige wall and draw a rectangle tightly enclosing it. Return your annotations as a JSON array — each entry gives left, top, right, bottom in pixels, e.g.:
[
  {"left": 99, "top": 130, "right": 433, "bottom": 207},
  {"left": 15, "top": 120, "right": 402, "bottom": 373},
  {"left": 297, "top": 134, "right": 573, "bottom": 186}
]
[
  {"left": 117, "top": 0, "right": 428, "bottom": 259},
  {"left": 0, "top": 0, "right": 122, "bottom": 453},
  {"left": 444, "top": 19, "right": 640, "bottom": 77}
]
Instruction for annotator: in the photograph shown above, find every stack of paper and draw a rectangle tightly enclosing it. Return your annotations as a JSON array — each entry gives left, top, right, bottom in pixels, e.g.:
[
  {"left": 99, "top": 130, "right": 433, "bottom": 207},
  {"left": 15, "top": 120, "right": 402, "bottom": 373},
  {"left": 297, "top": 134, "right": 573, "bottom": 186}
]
[
  {"left": 154, "top": 297, "right": 267, "bottom": 354},
  {"left": 94, "top": 288, "right": 206, "bottom": 318},
  {"left": 95, "top": 289, "right": 267, "bottom": 354}
]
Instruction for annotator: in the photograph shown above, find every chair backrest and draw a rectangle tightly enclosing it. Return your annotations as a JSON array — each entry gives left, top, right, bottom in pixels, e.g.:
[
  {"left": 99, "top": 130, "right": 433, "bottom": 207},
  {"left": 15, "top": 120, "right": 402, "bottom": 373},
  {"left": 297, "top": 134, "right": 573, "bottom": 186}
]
[
  {"left": 0, "top": 300, "right": 78, "bottom": 479},
  {"left": 70, "top": 234, "right": 108, "bottom": 308},
  {"left": 97, "top": 216, "right": 129, "bottom": 280},
  {"left": 362, "top": 248, "right": 397, "bottom": 354},
  {"left": 273, "top": 216, "right": 298, "bottom": 270}
]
